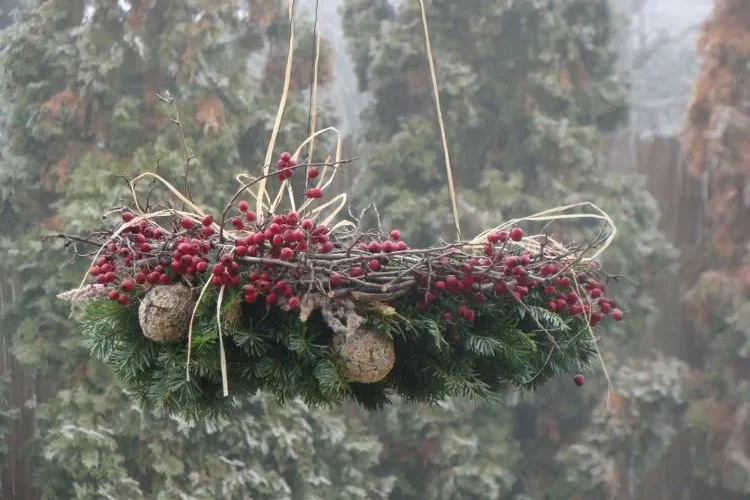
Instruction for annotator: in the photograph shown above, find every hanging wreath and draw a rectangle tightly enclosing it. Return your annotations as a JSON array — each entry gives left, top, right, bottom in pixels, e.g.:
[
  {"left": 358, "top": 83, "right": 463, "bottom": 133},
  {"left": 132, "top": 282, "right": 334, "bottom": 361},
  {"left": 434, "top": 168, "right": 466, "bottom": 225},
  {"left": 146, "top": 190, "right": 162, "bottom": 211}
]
[{"left": 54, "top": 1, "right": 625, "bottom": 420}]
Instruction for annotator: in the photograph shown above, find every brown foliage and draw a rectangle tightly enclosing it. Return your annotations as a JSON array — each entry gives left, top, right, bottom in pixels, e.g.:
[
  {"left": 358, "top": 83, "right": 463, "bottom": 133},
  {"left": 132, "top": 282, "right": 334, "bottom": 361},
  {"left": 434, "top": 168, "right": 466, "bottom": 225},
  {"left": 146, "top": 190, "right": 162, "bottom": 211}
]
[
  {"left": 262, "top": 37, "right": 336, "bottom": 93},
  {"left": 195, "top": 94, "right": 224, "bottom": 135},
  {"left": 406, "top": 66, "right": 430, "bottom": 96},
  {"left": 126, "top": 1, "right": 151, "bottom": 30},
  {"left": 249, "top": 0, "right": 279, "bottom": 30},
  {"left": 41, "top": 88, "right": 85, "bottom": 129},
  {"left": 683, "top": 0, "right": 750, "bottom": 270}
]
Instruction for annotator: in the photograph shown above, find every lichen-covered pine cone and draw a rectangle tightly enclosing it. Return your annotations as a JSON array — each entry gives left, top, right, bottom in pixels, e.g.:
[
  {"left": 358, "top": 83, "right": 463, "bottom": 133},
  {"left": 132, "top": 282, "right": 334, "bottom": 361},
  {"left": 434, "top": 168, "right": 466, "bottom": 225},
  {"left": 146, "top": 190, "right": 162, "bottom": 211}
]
[
  {"left": 332, "top": 329, "right": 396, "bottom": 383},
  {"left": 138, "top": 283, "right": 195, "bottom": 343}
]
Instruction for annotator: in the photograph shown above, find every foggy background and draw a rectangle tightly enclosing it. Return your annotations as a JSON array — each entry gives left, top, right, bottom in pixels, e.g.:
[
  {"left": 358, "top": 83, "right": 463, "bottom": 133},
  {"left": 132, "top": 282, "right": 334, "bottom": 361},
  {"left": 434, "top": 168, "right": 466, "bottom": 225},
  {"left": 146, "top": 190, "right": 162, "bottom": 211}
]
[{"left": 1, "top": 0, "right": 748, "bottom": 499}]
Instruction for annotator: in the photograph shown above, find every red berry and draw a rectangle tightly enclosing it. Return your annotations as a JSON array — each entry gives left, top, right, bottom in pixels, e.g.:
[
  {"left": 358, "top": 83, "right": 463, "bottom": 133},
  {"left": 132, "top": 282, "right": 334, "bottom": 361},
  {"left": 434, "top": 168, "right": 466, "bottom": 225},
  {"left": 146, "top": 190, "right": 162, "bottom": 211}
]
[
  {"left": 611, "top": 308, "right": 624, "bottom": 321},
  {"left": 288, "top": 296, "right": 300, "bottom": 309},
  {"left": 280, "top": 247, "right": 294, "bottom": 260},
  {"left": 238, "top": 200, "right": 249, "bottom": 212},
  {"left": 368, "top": 259, "right": 381, "bottom": 272},
  {"left": 350, "top": 266, "right": 364, "bottom": 278},
  {"left": 118, "top": 294, "right": 129, "bottom": 305},
  {"left": 202, "top": 214, "right": 213, "bottom": 226},
  {"left": 121, "top": 279, "right": 134, "bottom": 292},
  {"left": 390, "top": 229, "right": 401, "bottom": 241},
  {"left": 435, "top": 280, "right": 446, "bottom": 291},
  {"left": 574, "top": 374, "right": 585, "bottom": 387},
  {"left": 600, "top": 302, "right": 612, "bottom": 314},
  {"left": 244, "top": 211, "right": 256, "bottom": 222},
  {"left": 134, "top": 272, "right": 146, "bottom": 284},
  {"left": 201, "top": 227, "right": 214, "bottom": 237},
  {"left": 320, "top": 241, "right": 334, "bottom": 253},
  {"left": 442, "top": 312, "right": 454, "bottom": 322},
  {"left": 90, "top": 266, "right": 101, "bottom": 276},
  {"left": 159, "top": 274, "right": 170, "bottom": 285},
  {"left": 265, "top": 293, "right": 278, "bottom": 305},
  {"left": 279, "top": 151, "right": 291, "bottom": 162},
  {"left": 301, "top": 219, "right": 314, "bottom": 230},
  {"left": 368, "top": 241, "right": 382, "bottom": 253},
  {"left": 330, "top": 273, "right": 343, "bottom": 287},
  {"left": 589, "top": 312, "right": 603, "bottom": 327},
  {"left": 104, "top": 272, "right": 116, "bottom": 283},
  {"left": 122, "top": 212, "right": 135, "bottom": 222},
  {"left": 498, "top": 231, "right": 509, "bottom": 242},
  {"left": 510, "top": 227, "right": 524, "bottom": 241},
  {"left": 108, "top": 290, "right": 120, "bottom": 301},
  {"left": 307, "top": 166, "right": 320, "bottom": 179},
  {"left": 180, "top": 217, "right": 194, "bottom": 229},
  {"left": 487, "top": 232, "right": 500, "bottom": 244},
  {"left": 244, "top": 293, "right": 257, "bottom": 304},
  {"left": 306, "top": 187, "right": 323, "bottom": 199},
  {"left": 272, "top": 234, "right": 284, "bottom": 246},
  {"left": 232, "top": 217, "right": 245, "bottom": 230},
  {"left": 396, "top": 241, "right": 407, "bottom": 251}
]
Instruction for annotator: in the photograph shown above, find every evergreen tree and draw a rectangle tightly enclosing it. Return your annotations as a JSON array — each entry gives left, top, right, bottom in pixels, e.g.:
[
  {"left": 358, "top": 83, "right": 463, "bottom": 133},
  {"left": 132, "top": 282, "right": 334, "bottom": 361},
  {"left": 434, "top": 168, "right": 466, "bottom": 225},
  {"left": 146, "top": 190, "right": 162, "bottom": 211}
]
[
  {"left": 681, "top": 0, "right": 750, "bottom": 496},
  {"left": 340, "top": 0, "right": 679, "bottom": 497},
  {"left": 0, "top": 0, "right": 391, "bottom": 497}
]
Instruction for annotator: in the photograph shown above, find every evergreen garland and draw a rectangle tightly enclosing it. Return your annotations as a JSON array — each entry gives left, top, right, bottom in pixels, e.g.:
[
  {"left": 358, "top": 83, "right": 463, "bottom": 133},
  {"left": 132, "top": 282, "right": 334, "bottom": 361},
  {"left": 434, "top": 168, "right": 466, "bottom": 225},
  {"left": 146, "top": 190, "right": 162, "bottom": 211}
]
[{"left": 76, "top": 265, "right": 600, "bottom": 421}]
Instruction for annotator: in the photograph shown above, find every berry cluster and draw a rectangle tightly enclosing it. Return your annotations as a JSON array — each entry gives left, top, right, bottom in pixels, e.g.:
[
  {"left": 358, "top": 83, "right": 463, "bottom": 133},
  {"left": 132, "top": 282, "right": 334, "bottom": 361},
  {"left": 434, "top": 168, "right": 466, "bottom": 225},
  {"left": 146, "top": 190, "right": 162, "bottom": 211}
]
[
  {"left": 274, "top": 151, "right": 322, "bottom": 199},
  {"left": 404, "top": 226, "right": 624, "bottom": 326},
  {"left": 87, "top": 150, "right": 624, "bottom": 331}
]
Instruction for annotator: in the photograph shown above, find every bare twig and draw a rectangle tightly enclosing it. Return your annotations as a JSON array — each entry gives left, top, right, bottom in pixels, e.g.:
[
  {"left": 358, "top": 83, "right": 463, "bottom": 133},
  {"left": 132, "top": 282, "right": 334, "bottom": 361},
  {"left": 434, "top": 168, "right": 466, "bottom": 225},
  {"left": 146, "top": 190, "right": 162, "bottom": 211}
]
[{"left": 155, "top": 91, "right": 194, "bottom": 205}]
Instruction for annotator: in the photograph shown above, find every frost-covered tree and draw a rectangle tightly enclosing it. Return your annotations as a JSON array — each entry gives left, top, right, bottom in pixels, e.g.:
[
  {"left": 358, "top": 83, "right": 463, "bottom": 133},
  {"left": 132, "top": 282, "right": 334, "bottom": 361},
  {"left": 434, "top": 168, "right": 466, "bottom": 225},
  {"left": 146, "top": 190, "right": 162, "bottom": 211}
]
[
  {"left": 341, "top": 0, "right": 680, "bottom": 497},
  {"left": 0, "top": 0, "right": 392, "bottom": 497},
  {"left": 681, "top": 1, "right": 750, "bottom": 497}
]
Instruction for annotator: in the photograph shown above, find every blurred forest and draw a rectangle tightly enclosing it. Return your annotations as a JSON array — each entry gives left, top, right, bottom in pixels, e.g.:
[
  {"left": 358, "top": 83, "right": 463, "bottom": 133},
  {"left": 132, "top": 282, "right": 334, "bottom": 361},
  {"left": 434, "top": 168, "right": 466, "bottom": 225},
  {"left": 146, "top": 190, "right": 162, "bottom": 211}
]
[{"left": 0, "top": 0, "right": 747, "bottom": 499}]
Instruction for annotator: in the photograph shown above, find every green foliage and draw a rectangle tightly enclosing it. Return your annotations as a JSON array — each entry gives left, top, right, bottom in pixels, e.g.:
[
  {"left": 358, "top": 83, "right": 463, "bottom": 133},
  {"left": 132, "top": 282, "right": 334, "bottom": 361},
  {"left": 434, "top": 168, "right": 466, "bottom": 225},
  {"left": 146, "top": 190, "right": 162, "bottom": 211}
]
[
  {"left": 0, "top": 0, "right": 385, "bottom": 497},
  {"left": 556, "top": 354, "right": 689, "bottom": 498},
  {"left": 340, "top": 0, "right": 680, "bottom": 497},
  {"left": 34, "top": 386, "right": 395, "bottom": 500},
  {"left": 79, "top": 271, "right": 602, "bottom": 420}
]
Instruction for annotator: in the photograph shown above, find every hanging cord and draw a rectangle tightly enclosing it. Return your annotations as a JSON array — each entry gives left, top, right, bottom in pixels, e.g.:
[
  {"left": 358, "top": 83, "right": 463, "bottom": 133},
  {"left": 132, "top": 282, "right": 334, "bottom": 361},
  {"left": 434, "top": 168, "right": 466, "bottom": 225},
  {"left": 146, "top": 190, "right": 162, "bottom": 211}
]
[
  {"left": 416, "top": 0, "right": 461, "bottom": 242},
  {"left": 304, "top": 0, "right": 321, "bottom": 165}
]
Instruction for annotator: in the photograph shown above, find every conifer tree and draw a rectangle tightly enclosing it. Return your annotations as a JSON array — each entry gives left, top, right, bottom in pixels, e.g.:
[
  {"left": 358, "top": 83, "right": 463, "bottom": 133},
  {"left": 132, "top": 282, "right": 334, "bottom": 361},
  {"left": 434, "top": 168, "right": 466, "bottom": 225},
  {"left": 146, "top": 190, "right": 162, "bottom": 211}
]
[
  {"left": 340, "top": 0, "right": 680, "bottom": 497},
  {"left": 681, "top": 1, "right": 750, "bottom": 496},
  {"left": 0, "top": 1, "right": 392, "bottom": 497}
]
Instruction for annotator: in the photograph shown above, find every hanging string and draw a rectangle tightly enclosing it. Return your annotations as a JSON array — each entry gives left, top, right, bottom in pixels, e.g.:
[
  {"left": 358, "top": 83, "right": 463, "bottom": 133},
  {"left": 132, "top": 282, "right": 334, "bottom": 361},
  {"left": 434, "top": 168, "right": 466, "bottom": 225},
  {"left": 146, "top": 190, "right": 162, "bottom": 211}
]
[
  {"left": 304, "top": 0, "right": 321, "bottom": 163},
  {"left": 416, "top": 0, "right": 462, "bottom": 243}
]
